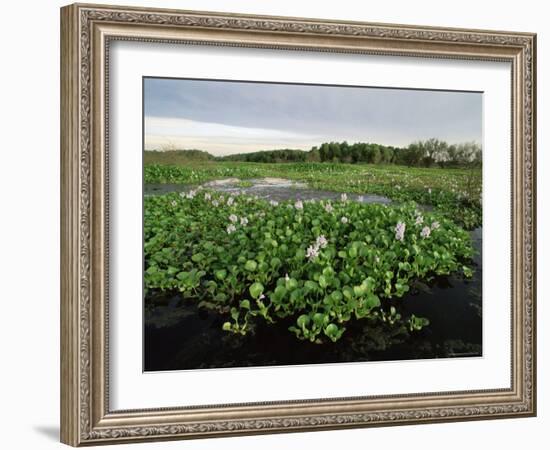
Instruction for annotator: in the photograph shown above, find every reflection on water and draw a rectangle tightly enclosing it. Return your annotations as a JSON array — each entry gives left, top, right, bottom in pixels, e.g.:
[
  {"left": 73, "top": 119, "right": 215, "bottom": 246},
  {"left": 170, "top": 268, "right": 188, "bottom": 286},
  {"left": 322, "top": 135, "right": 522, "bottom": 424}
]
[
  {"left": 144, "top": 225, "right": 482, "bottom": 372},
  {"left": 145, "top": 178, "right": 392, "bottom": 204}
]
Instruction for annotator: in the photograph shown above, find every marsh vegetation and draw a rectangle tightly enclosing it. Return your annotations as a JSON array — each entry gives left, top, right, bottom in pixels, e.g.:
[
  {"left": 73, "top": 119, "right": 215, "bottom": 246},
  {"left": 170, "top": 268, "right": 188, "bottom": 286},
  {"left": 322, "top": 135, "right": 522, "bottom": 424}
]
[{"left": 144, "top": 148, "right": 482, "bottom": 369}]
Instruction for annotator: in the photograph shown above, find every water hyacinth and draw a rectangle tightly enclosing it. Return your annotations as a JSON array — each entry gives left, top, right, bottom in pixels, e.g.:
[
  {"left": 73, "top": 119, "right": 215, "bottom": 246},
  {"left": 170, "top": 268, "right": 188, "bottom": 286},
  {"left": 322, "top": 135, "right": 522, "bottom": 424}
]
[
  {"left": 204, "top": 192, "right": 212, "bottom": 201},
  {"left": 395, "top": 221, "right": 406, "bottom": 241},
  {"left": 144, "top": 162, "right": 481, "bottom": 229},
  {"left": 415, "top": 214, "right": 423, "bottom": 225},
  {"left": 340, "top": 193, "right": 348, "bottom": 202},
  {"left": 145, "top": 190, "right": 477, "bottom": 344},
  {"left": 212, "top": 200, "right": 219, "bottom": 207},
  {"left": 305, "top": 235, "right": 330, "bottom": 262},
  {"left": 421, "top": 226, "right": 431, "bottom": 238},
  {"left": 324, "top": 202, "right": 334, "bottom": 213},
  {"left": 269, "top": 200, "right": 279, "bottom": 206},
  {"left": 341, "top": 216, "right": 349, "bottom": 224},
  {"left": 315, "top": 235, "right": 328, "bottom": 249},
  {"left": 227, "top": 197, "right": 235, "bottom": 206},
  {"left": 306, "top": 244, "right": 320, "bottom": 261},
  {"left": 294, "top": 200, "right": 304, "bottom": 210}
]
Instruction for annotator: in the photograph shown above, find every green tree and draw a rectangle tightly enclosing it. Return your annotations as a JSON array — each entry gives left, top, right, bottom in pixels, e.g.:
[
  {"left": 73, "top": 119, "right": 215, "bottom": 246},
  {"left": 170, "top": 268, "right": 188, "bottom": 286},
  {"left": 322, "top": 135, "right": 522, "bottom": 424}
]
[{"left": 422, "top": 138, "right": 448, "bottom": 167}]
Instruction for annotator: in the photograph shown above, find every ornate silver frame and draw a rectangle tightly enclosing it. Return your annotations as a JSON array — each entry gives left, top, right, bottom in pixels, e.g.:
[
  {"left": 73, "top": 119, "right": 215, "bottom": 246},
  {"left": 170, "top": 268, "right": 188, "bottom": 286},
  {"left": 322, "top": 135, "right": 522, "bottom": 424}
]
[{"left": 60, "top": 3, "right": 536, "bottom": 446}]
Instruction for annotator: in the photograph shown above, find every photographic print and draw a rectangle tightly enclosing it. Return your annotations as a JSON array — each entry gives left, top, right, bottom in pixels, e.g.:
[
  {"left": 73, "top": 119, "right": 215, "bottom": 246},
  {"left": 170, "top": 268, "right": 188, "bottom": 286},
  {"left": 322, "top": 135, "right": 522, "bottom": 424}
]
[
  {"left": 143, "top": 78, "right": 483, "bottom": 372},
  {"left": 61, "top": 5, "right": 536, "bottom": 444}
]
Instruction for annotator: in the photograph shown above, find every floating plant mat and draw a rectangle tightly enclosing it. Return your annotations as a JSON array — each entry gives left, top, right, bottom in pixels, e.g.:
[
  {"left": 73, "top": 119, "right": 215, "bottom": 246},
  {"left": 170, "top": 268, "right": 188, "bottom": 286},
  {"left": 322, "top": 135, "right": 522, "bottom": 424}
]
[
  {"left": 144, "top": 189, "right": 479, "bottom": 369},
  {"left": 144, "top": 162, "right": 482, "bottom": 228},
  {"left": 145, "top": 227, "right": 481, "bottom": 371}
]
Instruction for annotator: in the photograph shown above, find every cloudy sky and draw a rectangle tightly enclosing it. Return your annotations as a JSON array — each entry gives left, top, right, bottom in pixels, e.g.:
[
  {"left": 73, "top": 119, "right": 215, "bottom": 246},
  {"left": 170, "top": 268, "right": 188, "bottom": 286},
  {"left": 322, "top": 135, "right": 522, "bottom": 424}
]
[{"left": 144, "top": 77, "right": 482, "bottom": 156}]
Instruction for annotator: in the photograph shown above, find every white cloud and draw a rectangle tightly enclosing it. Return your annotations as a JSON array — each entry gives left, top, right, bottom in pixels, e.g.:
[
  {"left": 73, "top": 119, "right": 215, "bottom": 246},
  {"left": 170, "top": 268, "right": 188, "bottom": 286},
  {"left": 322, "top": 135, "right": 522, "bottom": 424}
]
[{"left": 145, "top": 116, "right": 321, "bottom": 155}]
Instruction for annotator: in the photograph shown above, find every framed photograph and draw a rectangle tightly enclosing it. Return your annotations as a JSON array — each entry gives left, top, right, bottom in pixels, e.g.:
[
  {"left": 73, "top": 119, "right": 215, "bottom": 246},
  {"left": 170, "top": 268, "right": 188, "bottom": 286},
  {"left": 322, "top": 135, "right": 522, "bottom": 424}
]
[{"left": 60, "top": 3, "right": 536, "bottom": 446}]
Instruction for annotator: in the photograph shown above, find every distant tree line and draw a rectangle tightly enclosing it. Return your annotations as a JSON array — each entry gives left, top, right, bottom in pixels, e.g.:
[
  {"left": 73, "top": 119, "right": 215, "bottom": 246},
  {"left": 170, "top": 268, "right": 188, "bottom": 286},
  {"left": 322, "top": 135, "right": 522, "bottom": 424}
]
[
  {"left": 398, "top": 139, "right": 482, "bottom": 168},
  {"left": 310, "top": 142, "right": 398, "bottom": 164},
  {"left": 218, "top": 139, "right": 482, "bottom": 168},
  {"left": 220, "top": 149, "right": 308, "bottom": 163},
  {"left": 144, "top": 149, "right": 214, "bottom": 164},
  {"left": 146, "top": 139, "right": 482, "bottom": 168}
]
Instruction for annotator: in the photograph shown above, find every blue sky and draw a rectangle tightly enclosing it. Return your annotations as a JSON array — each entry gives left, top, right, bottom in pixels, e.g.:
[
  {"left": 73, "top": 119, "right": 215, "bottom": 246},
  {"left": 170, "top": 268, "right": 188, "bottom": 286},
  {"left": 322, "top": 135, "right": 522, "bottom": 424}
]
[{"left": 144, "top": 77, "right": 482, "bottom": 156}]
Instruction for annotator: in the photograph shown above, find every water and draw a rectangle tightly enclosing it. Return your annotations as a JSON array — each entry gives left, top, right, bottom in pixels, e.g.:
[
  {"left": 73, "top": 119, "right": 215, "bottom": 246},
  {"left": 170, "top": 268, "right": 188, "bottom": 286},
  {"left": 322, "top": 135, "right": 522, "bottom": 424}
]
[
  {"left": 144, "top": 179, "right": 481, "bottom": 371},
  {"left": 145, "top": 178, "right": 391, "bottom": 204}
]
